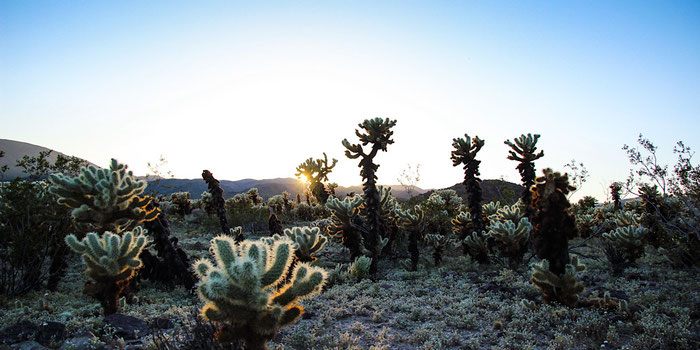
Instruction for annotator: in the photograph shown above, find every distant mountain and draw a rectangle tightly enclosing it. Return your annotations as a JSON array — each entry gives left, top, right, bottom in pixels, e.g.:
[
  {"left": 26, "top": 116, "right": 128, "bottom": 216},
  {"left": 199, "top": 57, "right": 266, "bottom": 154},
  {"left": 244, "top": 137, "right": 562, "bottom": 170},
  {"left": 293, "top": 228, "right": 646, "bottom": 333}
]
[
  {"left": 0, "top": 139, "right": 97, "bottom": 180},
  {"left": 416, "top": 179, "right": 525, "bottom": 204},
  {"left": 146, "top": 178, "right": 428, "bottom": 200}
]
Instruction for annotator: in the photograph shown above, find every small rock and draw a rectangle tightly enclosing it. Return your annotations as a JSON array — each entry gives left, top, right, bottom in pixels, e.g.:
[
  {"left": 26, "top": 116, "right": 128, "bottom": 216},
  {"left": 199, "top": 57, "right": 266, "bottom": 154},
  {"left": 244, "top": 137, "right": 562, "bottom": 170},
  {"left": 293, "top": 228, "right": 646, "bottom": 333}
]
[
  {"left": 9, "top": 341, "right": 46, "bottom": 350},
  {"left": 150, "top": 318, "right": 173, "bottom": 330},
  {"left": 0, "top": 321, "right": 38, "bottom": 345},
  {"left": 103, "top": 314, "right": 149, "bottom": 340},
  {"left": 35, "top": 322, "right": 65, "bottom": 346},
  {"left": 58, "top": 332, "right": 100, "bottom": 350},
  {"left": 380, "top": 284, "right": 392, "bottom": 290}
]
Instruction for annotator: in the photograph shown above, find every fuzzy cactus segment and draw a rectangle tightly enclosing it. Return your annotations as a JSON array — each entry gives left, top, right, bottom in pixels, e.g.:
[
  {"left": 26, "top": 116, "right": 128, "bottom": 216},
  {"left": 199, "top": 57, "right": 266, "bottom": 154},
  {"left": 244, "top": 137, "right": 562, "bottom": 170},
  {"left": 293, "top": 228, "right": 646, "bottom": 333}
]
[
  {"left": 326, "top": 195, "right": 365, "bottom": 259},
  {"left": 530, "top": 256, "right": 586, "bottom": 307},
  {"left": 487, "top": 218, "right": 532, "bottom": 266},
  {"left": 49, "top": 159, "right": 159, "bottom": 233},
  {"left": 64, "top": 227, "right": 148, "bottom": 315},
  {"left": 602, "top": 225, "right": 648, "bottom": 263},
  {"left": 283, "top": 226, "right": 328, "bottom": 262},
  {"left": 195, "top": 236, "right": 327, "bottom": 350}
]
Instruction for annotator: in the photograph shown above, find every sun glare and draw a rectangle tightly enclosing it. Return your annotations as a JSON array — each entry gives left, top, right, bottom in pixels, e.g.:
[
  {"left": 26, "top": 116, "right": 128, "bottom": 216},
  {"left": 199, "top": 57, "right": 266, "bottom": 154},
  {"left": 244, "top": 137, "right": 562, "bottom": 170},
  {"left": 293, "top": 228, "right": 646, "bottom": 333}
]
[{"left": 298, "top": 174, "right": 310, "bottom": 184}]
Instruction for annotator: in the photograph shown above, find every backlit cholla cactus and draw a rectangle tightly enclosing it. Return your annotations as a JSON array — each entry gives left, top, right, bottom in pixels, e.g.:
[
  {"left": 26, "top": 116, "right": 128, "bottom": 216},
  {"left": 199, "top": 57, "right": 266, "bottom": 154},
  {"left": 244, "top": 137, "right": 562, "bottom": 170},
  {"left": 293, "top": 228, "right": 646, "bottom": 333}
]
[
  {"left": 424, "top": 233, "right": 459, "bottom": 266},
  {"left": 613, "top": 210, "right": 642, "bottom": 228},
  {"left": 395, "top": 206, "right": 424, "bottom": 271},
  {"left": 482, "top": 201, "right": 502, "bottom": 223},
  {"left": 49, "top": 159, "right": 159, "bottom": 233},
  {"left": 602, "top": 225, "right": 648, "bottom": 263},
  {"left": 451, "top": 134, "right": 487, "bottom": 248},
  {"left": 326, "top": 196, "right": 364, "bottom": 259},
  {"left": 282, "top": 226, "right": 328, "bottom": 262},
  {"left": 194, "top": 236, "right": 327, "bottom": 350},
  {"left": 505, "top": 134, "right": 544, "bottom": 218},
  {"left": 452, "top": 211, "right": 489, "bottom": 263},
  {"left": 495, "top": 202, "right": 524, "bottom": 223},
  {"left": 64, "top": 227, "right": 148, "bottom": 315},
  {"left": 530, "top": 256, "right": 586, "bottom": 307},
  {"left": 295, "top": 153, "right": 338, "bottom": 205},
  {"left": 342, "top": 118, "right": 397, "bottom": 274},
  {"left": 487, "top": 218, "right": 532, "bottom": 267}
]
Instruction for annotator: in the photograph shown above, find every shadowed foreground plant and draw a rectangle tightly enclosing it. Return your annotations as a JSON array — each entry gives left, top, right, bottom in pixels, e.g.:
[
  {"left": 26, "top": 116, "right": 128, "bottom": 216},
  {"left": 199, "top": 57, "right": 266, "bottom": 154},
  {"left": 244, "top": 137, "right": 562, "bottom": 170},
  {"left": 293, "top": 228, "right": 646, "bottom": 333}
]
[
  {"left": 530, "top": 256, "right": 586, "bottom": 307},
  {"left": 64, "top": 227, "right": 148, "bottom": 315},
  {"left": 194, "top": 235, "right": 327, "bottom": 350}
]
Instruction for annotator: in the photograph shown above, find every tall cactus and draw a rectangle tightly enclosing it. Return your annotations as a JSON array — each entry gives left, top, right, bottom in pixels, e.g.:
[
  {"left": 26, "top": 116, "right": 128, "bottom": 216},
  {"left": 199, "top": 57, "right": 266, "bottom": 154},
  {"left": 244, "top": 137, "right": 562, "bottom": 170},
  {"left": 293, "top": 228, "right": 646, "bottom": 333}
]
[
  {"left": 49, "top": 159, "right": 159, "bottom": 233},
  {"left": 395, "top": 206, "right": 424, "bottom": 271},
  {"left": 202, "top": 170, "right": 234, "bottom": 238},
  {"left": 64, "top": 227, "right": 148, "bottom": 315},
  {"left": 194, "top": 236, "right": 327, "bottom": 350},
  {"left": 505, "top": 134, "right": 544, "bottom": 218},
  {"left": 295, "top": 153, "right": 338, "bottom": 205},
  {"left": 342, "top": 118, "right": 397, "bottom": 274},
  {"left": 610, "top": 182, "right": 622, "bottom": 211},
  {"left": 451, "top": 134, "right": 487, "bottom": 257},
  {"left": 530, "top": 168, "right": 578, "bottom": 276}
]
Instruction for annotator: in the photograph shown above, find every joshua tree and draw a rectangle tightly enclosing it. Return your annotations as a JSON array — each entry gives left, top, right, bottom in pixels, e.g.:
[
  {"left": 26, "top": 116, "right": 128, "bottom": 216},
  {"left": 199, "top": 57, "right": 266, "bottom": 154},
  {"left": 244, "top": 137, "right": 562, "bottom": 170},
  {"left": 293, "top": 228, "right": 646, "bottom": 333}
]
[
  {"left": 202, "top": 170, "right": 231, "bottom": 237},
  {"left": 194, "top": 236, "right": 327, "bottom": 350},
  {"left": 295, "top": 153, "right": 338, "bottom": 205},
  {"left": 505, "top": 134, "right": 544, "bottom": 218},
  {"left": 64, "top": 227, "right": 148, "bottom": 315},
  {"left": 342, "top": 118, "right": 397, "bottom": 274},
  {"left": 49, "top": 159, "right": 159, "bottom": 234},
  {"left": 451, "top": 134, "right": 487, "bottom": 256}
]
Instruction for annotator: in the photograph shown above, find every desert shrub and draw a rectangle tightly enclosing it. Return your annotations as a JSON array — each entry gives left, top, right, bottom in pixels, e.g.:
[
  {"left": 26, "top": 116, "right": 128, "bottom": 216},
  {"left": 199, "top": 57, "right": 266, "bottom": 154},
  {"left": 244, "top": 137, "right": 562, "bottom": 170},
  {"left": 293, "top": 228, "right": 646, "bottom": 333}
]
[{"left": 0, "top": 180, "right": 73, "bottom": 296}]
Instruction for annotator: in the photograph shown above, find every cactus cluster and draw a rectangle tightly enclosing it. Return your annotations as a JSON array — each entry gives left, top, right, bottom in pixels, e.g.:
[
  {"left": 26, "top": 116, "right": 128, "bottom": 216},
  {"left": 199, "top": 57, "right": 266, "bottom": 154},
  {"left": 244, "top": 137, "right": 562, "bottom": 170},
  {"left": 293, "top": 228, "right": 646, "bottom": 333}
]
[
  {"left": 282, "top": 226, "right": 328, "bottom": 262},
  {"left": 530, "top": 256, "right": 586, "bottom": 307},
  {"left": 505, "top": 134, "right": 544, "bottom": 218},
  {"left": 193, "top": 235, "right": 327, "bottom": 350},
  {"left": 394, "top": 206, "right": 424, "bottom": 271},
  {"left": 451, "top": 134, "right": 486, "bottom": 253},
  {"left": 487, "top": 218, "right": 532, "bottom": 266},
  {"left": 49, "top": 159, "right": 159, "bottom": 233},
  {"left": 295, "top": 152, "right": 338, "bottom": 205},
  {"left": 602, "top": 225, "right": 648, "bottom": 263},
  {"left": 326, "top": 196, "right": 365, "bottom": 259},
  {"left": 342, "top": 118, "right": 397, "bottom": 274},
  {"left": 64, "top": 227, "right": 148, "bottom": 315}
]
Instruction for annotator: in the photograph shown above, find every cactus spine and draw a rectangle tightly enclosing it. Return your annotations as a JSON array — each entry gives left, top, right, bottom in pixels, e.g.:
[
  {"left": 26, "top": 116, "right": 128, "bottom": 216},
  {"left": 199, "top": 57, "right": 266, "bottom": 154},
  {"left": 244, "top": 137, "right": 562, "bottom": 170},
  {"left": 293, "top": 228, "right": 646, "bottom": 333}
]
[
  {"left": 342, "top": 118, "right": 397, "bottom": 274},
  {"left": 64, "top": 227, "right": 148, "bottom": 315},
  {"left": 505, "top": 134, "right": 544, "bottom": 218},
  {"left": 49, "top": 159, "right": 159, "bottom": 233},
  {"left": 295, "top": 153, "right": 338, "bottom": 205},
  {"left": 194, "top": 236, "right": 327, "bottom": 350}
]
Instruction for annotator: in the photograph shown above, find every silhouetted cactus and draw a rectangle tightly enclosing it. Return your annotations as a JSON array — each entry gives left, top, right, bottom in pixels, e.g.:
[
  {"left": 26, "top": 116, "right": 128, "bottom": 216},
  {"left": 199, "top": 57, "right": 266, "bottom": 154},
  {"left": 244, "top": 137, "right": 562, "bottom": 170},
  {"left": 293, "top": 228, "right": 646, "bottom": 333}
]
[
  {"left": 202, "top": 170, "right": 231, "bottom": 237},
  {"left": 64, "top": 227, "right": 148, "bottom": 315},
  {"left": 342, "top": 118, "right": 397, "bottom": 274},
  {"left": 451, "top": 134, "right": 486, "bottom": 256},
  {"left": 610, "top": 183, "right": 622, "bottom": 211},
  {"left": 49, "top": 159, "right": 159, "bottom": 233},
  {"left": 171, "top": 192, "right": 193, "bottom": 217},
  {"left": 296, "top": 153, "right": 338, "bottom": 205},
  {"left": 193, "top": 236, "right": 327, "bottom": 350},
  {"left": 530, "top": 168, "right": 578, "bottom": 276},
  {"left": 424, "top": 233, "right": 459, "bottom": 266},
  {"left": 395, "top": 206, "right": 424, "bottom": 271},
  {"left": 268, "top": 207, "right": 283, "bottom": 236},
  {"left": 505, "top": 134, "right": 544, "bottom": 218}
]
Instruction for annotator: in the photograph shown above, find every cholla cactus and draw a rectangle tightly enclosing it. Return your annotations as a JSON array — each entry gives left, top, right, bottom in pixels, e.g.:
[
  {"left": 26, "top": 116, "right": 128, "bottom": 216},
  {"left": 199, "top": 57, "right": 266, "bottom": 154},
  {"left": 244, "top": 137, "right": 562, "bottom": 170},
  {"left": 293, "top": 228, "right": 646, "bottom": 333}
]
[
  {"left": 451, "top": 133, "right": 486, "bottom": 244},
  {"left": 194, "top": 236, "right": 327, "bottom": 350},
  {"left": 530, "top": 256, "right": 586, "bottom": 307},
  {"left": 602, "top": 225, "right": 648, "bottom": 263},
  {"left": 576, "top": 213, "right": 598, "bottom": 238},
  {"left": 342, "top": 118, "right": 397, "bottom": 274},
  {"left": 505, "top": 134, "right": 544, "bottom": 218},
  {"left": 496, "top": 203, "right": 524, "bottom": 223},
  {"left": 64, "top": 227, "right": 148, "bottom": 315},
  {"left": 283, "top": 226, "right": 328, "bottom": 262},
  {"left": 462, "top": 231, "right": 490, "bottom": 264},
  {"left": 326, "top": 196, "right": 364, "bottom": 259},
  {"left": 49, "top": 159, "right": 159, "bottom": 233},
  {"left": 171, "top": 191, "right": 193, "bottom": 217},
  {"left": 610, "top": 182, "right": 622, "bottom": 211},
  {"left": 246, "top": 187, "right": 262, "bottom": 205},
  {"left": 482, "top": 201, "right": 502, "bottom": 223},
  {"left": 202, "top": 170, "right": 231, "bottom": 237},
  {"left": 348, "top": 256, "right": 372, "bottom": 280},
  {"left": 613, "top": 210, "right": 641, "bottom": 228},
  {"left": 395, "top": 206, "right": 424, "bottom": 271},
  {"left": 295, "top": 153, "right": 338, "bottom": 205},
  {"left": 424, "top": 234, "right": 459, "bottom": 266},
  {"left": 487, "top": 218, "right": 532, "bottom": 266}
]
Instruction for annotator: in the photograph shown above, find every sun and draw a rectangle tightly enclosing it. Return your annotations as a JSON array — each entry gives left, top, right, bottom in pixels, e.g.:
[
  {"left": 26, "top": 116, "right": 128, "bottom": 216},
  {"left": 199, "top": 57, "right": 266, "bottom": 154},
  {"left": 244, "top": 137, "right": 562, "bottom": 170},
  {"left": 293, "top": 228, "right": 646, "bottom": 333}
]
[{"left": 297, "top": 174, "right": 310, "bottom": 184}]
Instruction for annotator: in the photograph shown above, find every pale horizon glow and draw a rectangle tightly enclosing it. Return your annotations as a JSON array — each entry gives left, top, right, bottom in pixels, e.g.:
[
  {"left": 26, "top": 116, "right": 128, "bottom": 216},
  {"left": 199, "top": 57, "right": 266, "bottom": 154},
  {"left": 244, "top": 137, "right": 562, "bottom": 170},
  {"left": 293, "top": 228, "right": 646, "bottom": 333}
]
[{"left": 1, "top": 1, "right": 699, "bottom": 201}]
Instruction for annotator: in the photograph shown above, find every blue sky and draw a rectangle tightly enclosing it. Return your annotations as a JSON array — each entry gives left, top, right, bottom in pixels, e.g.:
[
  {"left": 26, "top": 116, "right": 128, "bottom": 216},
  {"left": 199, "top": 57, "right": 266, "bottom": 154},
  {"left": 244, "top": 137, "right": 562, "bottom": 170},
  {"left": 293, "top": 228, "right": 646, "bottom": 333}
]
[{"left": 1, "top": 1, "right": 699, "bottom": 200}]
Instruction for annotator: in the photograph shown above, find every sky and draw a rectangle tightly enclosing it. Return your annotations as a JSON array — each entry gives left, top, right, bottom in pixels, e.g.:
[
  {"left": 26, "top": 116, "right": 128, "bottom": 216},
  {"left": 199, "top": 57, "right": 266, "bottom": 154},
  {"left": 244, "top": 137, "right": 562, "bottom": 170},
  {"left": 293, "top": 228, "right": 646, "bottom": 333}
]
[{"left": 1, "top": 0, "right": 699, "bottom": 201}]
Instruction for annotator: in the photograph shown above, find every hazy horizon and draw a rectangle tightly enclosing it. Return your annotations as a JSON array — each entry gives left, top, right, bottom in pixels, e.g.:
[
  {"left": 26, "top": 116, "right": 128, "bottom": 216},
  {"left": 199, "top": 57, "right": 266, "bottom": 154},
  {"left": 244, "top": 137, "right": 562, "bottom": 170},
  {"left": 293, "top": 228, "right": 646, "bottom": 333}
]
[{"left": 2, "top": 1, "right": 699, "bottom": 202}]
